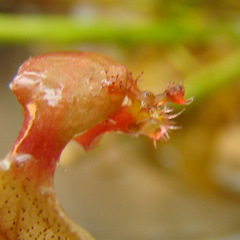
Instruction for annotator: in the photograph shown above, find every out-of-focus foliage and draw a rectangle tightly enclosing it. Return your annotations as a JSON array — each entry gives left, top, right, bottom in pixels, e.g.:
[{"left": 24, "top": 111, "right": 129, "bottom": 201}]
[{"left": 0, "top": 1, "right": 240, "bottom": 240}]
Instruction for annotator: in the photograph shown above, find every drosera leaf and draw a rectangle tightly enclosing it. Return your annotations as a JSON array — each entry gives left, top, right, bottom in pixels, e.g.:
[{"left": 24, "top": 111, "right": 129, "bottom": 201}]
[{"left": 0, "top": 51, "right": 193, "bottom": 239}]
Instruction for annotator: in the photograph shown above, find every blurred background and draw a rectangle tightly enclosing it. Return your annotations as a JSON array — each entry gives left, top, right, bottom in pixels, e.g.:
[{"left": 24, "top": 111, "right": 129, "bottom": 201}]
[{"left": 0, "top": 0, "right": 240, "bottom": 239}]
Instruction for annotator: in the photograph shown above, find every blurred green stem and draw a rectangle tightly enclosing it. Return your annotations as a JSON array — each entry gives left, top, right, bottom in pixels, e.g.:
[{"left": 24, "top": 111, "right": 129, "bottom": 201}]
[
  {"left": 185, "top": 50, "right": 240, "bottom": 104},
  {"left": 0, "top": 13, "right": 236, "bottom": 44}
]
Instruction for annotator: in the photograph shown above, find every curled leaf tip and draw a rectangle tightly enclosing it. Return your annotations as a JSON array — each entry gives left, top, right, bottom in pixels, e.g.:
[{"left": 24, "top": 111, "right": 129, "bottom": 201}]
[
  {"left": 76, "top": 75, "right": 193, "bottom": 149},
  {"left": 163, "top": 81, "right": 194, "bottom": 105}
]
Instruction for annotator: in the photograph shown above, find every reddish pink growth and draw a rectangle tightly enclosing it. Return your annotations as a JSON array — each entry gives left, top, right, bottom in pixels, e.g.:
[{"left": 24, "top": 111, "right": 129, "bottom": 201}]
[
  {"left": 5, "top": 51, "right": 192, "bottom": 183},
  {"left": 0, "top": 51, "right": 193, "bottom": 240}
]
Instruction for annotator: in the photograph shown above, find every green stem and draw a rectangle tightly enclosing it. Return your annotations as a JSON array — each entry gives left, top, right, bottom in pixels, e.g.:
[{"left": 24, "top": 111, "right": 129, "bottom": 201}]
[
  {"left": 185, "top": 50, "right": 240, "bottom": 104},
  {"left": 0, "top": 13, "right": 235, "bottom": 44}
]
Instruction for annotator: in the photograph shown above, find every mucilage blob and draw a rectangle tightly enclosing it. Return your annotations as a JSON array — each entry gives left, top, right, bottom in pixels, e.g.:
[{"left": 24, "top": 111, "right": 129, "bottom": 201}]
[{"left": 0, "top": 52, "right": 193, "bottom": 240}]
